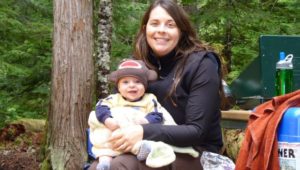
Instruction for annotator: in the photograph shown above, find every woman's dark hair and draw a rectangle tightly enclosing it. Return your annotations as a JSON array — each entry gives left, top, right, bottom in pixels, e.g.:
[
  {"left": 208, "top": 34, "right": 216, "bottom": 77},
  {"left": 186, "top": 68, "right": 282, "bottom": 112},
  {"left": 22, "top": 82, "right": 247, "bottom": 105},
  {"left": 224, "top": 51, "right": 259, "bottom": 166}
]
[{"left": 133, "top": 0, "right": 226, "bottom": 108}]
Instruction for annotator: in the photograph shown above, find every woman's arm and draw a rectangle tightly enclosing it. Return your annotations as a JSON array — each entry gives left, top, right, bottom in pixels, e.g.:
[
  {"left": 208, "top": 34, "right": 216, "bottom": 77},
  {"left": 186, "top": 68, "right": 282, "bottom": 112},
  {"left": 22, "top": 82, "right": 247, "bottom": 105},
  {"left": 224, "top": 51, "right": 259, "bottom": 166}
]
[{"left": 143, "top": 53, "right": 222, "bottom": 151}]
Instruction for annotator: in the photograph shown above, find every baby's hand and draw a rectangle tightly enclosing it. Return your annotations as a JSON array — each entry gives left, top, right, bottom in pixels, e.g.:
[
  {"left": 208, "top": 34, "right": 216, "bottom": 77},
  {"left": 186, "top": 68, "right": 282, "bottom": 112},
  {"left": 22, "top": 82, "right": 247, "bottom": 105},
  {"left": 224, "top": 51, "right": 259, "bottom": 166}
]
[
  {"left": 104, "top": 118, "right": 119, "bottom": 131},
  {"left": 133, "top": 117, "right": 149, "bottom": 125}
]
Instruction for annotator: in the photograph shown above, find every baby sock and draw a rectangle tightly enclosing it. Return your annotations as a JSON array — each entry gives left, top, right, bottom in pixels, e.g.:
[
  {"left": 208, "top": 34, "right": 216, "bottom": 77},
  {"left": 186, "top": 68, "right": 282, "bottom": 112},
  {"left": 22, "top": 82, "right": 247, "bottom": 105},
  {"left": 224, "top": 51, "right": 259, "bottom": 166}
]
[
  {"left": 96, "top": 156, "right": 111, "bottom": 170},
  {"left": 137, "top": 140, "right": 176, "bottom": 168},
  {"left": 137, "top": 141, "right": 152, "bottom": 161}
]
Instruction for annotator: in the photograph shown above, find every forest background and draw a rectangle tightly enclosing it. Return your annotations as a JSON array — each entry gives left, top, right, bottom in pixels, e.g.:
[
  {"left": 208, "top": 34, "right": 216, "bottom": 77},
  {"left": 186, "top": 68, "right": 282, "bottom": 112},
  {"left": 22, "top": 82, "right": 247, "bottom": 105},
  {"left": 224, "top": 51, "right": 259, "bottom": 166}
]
[{"left": 0, "top": 0, "right": 299, "bottom": 129}]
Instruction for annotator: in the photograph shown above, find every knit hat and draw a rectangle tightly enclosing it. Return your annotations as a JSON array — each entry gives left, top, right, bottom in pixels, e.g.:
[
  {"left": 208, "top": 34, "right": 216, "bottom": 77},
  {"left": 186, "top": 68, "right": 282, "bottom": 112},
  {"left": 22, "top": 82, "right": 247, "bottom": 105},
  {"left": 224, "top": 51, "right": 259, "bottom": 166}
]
[{"left": 108, "top": 59, "right": 157, "bottom": 88}]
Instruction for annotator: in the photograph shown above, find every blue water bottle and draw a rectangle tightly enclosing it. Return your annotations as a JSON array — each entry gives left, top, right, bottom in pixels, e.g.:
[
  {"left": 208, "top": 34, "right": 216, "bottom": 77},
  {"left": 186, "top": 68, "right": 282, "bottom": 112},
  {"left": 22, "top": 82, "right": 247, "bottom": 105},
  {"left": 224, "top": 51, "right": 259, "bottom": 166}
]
[{"left": 277, "top": 107, "right": 300, "bottom": 169}]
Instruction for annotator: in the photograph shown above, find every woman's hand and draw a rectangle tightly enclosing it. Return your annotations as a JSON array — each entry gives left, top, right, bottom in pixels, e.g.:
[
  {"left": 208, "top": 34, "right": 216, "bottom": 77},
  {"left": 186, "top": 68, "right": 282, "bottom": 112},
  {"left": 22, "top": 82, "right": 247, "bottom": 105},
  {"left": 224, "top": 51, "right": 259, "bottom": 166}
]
[{"left": 109, "top": 125, "right": 143, "bottom": 153}]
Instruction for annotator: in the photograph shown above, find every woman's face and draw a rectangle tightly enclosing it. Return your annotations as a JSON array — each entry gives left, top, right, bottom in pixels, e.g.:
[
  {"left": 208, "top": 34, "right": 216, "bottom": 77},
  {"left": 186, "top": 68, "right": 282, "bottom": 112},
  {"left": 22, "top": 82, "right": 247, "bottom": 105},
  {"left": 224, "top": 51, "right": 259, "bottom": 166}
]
[{"left": 146, "top": 6, "right": 180, "bottom": 57}]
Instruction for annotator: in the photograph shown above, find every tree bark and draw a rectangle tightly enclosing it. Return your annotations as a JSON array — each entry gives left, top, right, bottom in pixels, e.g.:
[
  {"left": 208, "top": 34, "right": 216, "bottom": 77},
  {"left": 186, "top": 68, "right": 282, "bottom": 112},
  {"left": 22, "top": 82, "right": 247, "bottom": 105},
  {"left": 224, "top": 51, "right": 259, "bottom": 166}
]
[
  {"left": 47, "top": 0, "right": 94, "bottom": 169},
  {"left": 95, "top": 0, "right": 112, "bottom": 99}
]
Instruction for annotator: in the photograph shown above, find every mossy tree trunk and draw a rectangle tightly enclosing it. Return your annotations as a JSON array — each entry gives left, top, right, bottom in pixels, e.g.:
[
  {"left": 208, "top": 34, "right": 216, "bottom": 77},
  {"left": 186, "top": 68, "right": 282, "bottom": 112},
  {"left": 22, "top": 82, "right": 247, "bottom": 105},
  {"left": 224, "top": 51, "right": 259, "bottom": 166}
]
[
  {"left": 95, "top": 0, "right": 112, "bottom": 99},
  {"left": 46, "top": 0, "right": 94, "bottom": 169}
]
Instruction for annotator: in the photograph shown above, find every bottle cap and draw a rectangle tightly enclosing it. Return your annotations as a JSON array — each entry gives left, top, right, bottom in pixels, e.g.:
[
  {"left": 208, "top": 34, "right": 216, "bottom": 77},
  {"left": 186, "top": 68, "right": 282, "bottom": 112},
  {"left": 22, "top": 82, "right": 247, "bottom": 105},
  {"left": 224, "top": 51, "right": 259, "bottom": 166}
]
[
  {"left": 276, "top": 52, "right": 293, "bottom": 69},
  {"left": 279, "top": 52, "right": 285, "bottom": 61}
]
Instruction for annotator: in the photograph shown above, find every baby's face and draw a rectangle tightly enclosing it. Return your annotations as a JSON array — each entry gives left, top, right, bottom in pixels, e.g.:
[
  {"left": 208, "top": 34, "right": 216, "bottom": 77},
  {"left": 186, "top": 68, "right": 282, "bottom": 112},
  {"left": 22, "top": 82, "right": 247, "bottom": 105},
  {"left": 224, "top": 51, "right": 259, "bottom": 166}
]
[{"left": 118, "top": 76, "right": 145, "bottom": 101}]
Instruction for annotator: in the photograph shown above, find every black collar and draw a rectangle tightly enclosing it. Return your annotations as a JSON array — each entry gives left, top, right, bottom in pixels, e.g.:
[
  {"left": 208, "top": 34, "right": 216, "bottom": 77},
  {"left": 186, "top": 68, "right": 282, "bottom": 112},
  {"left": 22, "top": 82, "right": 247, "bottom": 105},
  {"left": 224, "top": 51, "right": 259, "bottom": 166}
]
[{"left": 148, "top": 50, "right": 178, "bottom": 79}]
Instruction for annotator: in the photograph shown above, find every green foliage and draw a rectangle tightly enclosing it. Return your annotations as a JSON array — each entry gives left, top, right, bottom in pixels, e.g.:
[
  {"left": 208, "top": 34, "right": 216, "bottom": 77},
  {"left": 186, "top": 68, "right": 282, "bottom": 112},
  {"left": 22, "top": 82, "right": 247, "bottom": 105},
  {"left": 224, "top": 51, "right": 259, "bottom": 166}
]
[
  {"left": 195, "top": 0, "right": 300, "bottom": 82},
  {"left": 0, "top": 0, "right": 52, "bottom": 128},
  {"left": 111, "top": 1, "right": 149, "bottom": 69},
  {"left": 1, "top": 0, "right": 299, "bottom": 128}
]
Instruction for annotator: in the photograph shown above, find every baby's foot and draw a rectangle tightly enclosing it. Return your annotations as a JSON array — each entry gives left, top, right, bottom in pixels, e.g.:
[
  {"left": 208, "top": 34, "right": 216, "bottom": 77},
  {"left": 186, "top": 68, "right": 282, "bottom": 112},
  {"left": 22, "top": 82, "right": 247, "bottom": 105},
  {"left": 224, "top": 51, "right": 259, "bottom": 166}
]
[
  {"left": 96, "top": 156, "right": 111, "bottom": 170},
  {"left": 137, "top": 141, "right": 152, "bottom": 161}
]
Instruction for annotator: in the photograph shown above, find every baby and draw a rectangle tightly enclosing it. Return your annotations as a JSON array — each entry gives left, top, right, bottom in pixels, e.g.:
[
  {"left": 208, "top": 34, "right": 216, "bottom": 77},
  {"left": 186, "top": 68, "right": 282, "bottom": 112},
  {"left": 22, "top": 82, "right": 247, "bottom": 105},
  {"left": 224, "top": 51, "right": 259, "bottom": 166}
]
[{"left": 88, "top": 59, "right": 198, "bottom": 170}]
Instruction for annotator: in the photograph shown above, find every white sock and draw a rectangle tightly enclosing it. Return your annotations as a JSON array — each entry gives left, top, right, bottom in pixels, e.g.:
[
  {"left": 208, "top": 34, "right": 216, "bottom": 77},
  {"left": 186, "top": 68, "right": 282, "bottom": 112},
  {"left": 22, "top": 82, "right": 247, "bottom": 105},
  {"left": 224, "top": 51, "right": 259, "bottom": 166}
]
[
  {"left": 137, "top": 141, "right": 152, "bottom": 161},
  {"left": 96, "top": 156, "right": 111, "bottom": 170}
]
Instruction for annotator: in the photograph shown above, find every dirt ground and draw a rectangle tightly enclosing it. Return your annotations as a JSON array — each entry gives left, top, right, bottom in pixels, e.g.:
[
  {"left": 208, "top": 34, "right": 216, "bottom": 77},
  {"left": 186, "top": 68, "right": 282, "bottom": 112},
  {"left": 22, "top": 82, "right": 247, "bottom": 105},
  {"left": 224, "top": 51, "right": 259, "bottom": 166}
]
[{"left": 0, "top": 123, "right": 43, "bottom": 170}]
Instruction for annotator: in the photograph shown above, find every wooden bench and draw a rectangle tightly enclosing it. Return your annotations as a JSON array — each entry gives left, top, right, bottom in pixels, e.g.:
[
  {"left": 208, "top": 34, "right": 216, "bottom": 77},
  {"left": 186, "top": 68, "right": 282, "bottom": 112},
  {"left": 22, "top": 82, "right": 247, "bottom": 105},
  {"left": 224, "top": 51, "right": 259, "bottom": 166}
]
[
  {"left": 221, "top": 110, "right": 251, "bottom": 129},
  {"left": 221, "top": 110, "right": 251, "bottom": 121}
]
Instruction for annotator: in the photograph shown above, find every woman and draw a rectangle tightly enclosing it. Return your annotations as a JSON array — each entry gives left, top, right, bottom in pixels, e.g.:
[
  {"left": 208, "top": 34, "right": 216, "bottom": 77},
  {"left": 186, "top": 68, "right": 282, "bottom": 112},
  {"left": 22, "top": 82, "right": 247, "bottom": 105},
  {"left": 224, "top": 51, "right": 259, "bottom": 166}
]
[{"left": 89, "top": 0, "right": 225, "bottom": 169}]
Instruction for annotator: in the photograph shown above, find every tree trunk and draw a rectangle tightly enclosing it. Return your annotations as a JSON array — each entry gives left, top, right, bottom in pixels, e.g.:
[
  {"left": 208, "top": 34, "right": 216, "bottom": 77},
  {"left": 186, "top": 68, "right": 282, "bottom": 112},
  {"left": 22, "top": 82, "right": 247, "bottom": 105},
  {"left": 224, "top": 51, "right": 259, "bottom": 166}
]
[
  {"left": 47, "top": 0, "right": 94, "bottom": 169},
  {"left": 95, "top": 0, "right": 112, "bottom": 99},
  {"left": 222, "top": 20, "right": 232, "bottom": 74},
  {"left": 222, "top": 1, "right": 233, "bottom": 75}
]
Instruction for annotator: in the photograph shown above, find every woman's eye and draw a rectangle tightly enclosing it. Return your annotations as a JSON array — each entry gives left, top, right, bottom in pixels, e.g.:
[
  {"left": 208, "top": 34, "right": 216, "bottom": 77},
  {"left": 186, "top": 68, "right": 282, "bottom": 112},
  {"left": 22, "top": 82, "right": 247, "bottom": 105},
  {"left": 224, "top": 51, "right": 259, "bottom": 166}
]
[
  {"left": 150, "top": 22, "right": 159, "bottom": 26},
  {"left": 167, "top": 22, "right": 176, "bottom": 28}
]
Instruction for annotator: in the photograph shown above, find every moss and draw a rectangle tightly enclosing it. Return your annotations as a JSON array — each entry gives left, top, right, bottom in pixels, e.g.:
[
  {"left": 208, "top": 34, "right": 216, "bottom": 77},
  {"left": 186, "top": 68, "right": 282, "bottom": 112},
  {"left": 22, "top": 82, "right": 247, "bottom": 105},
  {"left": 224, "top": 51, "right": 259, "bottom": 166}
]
[{"left": 40, "top": 155, "right": 51, "bottom": 170}]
